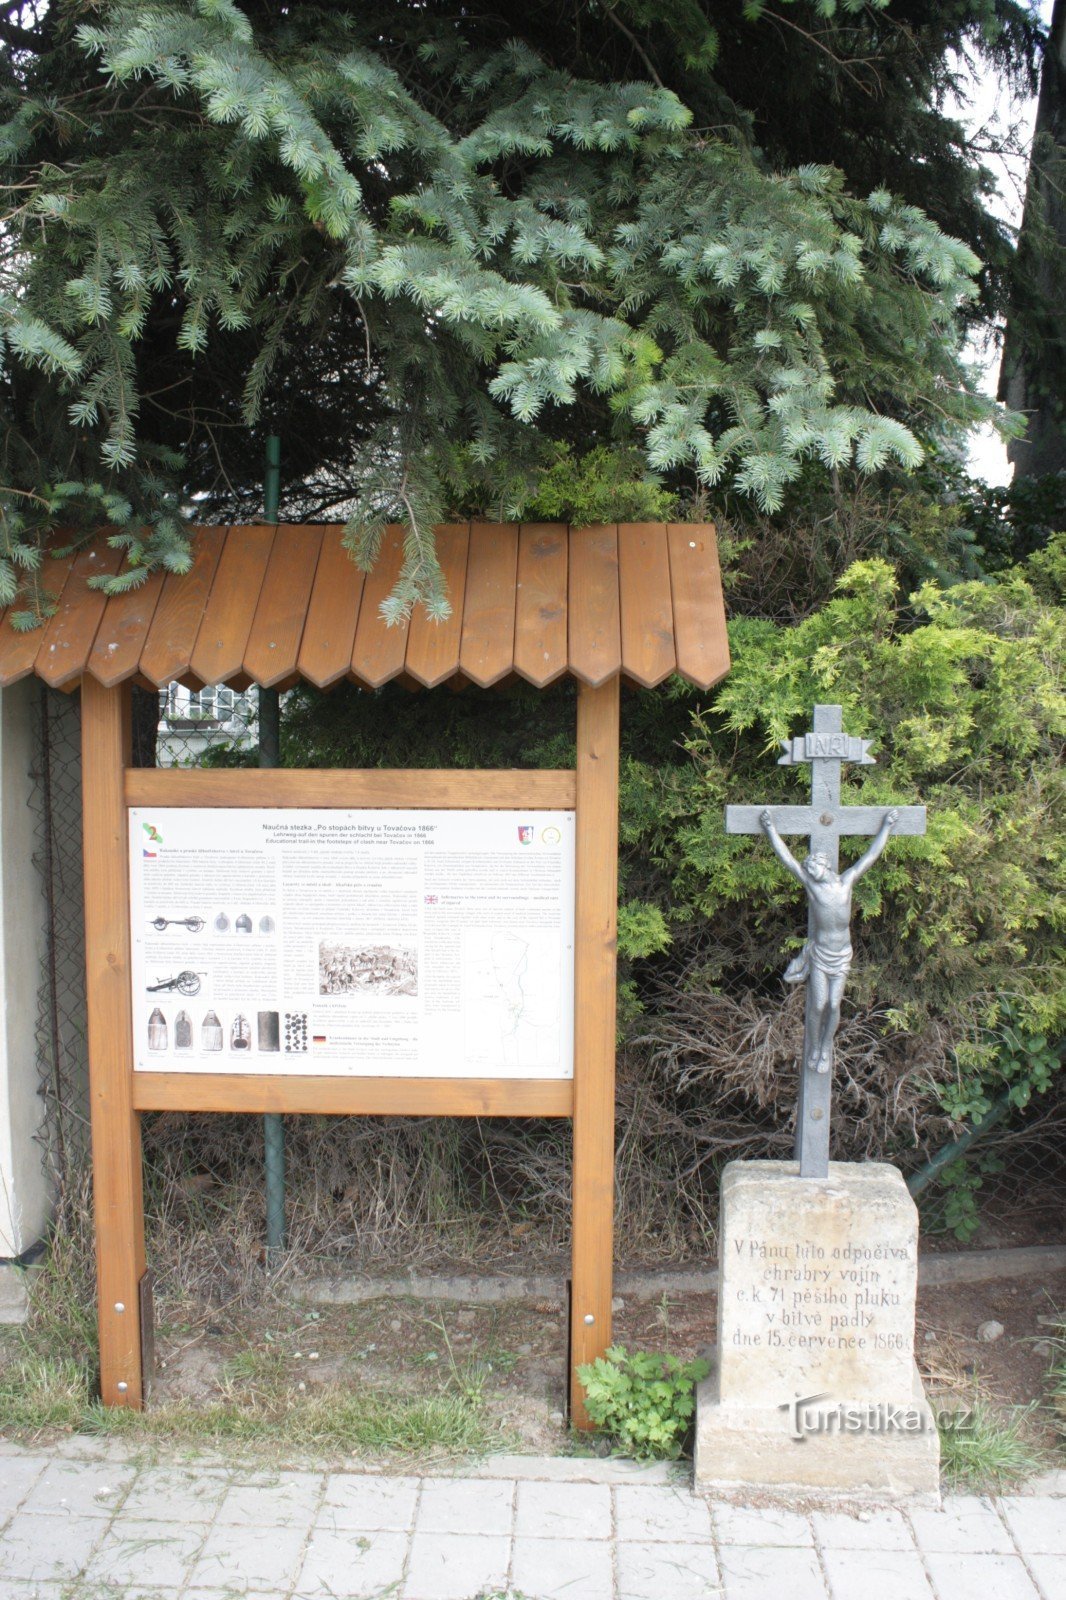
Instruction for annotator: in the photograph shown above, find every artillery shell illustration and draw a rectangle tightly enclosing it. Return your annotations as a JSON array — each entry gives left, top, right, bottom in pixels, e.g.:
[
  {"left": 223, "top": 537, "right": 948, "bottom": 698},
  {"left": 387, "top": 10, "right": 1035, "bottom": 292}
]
[
  {"left": 230, "top": 1013, "right": 252, "bottom": 1050},
  {"left": 257, "top": 1010, "right": 280, "bottom": 1052},
  {"left": 147, "top": 1008, "right": 168, "bottom": 1051},
  {"left": 235, "top": 913, "right": 252, "bottom": 934},
  {"left": 214, "top": 911, "right": 230, "bottom": 933},
  {"left": 202, "top": 1010, "right": 223, "bottom": 1051},
  {"left": 174, "top": 1010, "right": 193, "bottom": 1050},
  {"left": 259, "top": 914, "right": 275, "bottom": 935}
]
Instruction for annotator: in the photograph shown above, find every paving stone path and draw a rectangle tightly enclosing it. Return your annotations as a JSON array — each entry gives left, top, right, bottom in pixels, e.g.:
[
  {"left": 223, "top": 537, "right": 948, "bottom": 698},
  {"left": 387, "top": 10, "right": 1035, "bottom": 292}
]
[{"left": 0, "top": 1439, "right": 1063, "bottom": 1599}]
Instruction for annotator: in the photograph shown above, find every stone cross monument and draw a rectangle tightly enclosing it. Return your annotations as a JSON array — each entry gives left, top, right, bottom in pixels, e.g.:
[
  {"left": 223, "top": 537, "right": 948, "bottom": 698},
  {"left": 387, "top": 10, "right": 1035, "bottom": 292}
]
[
  {"left": 695, "top": 704, "right": 939, "bottom": 1502},
  {"left": 725, "top": 704, "right": 926, "bottom": 1177}
]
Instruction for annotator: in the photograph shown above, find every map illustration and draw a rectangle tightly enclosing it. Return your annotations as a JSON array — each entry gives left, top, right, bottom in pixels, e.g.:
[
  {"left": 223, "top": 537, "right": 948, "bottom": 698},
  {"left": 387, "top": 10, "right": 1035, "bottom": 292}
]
[{"left": 463, "top": 928, "right": 563, "bottom": 1073}]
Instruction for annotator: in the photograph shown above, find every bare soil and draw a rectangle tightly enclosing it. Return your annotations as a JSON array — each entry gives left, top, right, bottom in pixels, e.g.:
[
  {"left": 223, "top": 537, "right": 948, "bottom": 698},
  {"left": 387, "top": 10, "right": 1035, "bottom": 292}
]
[{"left": 143, "top": 1265, "right": 1066, "bottom": 1457}]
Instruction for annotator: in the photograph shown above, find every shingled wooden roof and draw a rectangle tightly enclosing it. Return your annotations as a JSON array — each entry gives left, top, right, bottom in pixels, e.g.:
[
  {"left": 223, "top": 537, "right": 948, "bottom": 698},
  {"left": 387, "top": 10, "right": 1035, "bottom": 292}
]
[{"left": 0, "top": 522, "right": 729, "bottom": 693}]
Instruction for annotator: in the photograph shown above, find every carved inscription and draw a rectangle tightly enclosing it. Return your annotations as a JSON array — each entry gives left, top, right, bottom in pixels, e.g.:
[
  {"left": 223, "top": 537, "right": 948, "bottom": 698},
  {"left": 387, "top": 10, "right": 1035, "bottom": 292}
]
[{"left": 728, "top": 1235, "right": 914, "bottom": 1354}]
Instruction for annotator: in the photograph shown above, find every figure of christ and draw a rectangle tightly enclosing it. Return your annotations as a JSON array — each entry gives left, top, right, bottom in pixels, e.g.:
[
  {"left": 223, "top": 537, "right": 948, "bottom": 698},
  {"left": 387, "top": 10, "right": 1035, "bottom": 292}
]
[{"left": 759, "top": 806, "right": 899, "bottom": 1074}]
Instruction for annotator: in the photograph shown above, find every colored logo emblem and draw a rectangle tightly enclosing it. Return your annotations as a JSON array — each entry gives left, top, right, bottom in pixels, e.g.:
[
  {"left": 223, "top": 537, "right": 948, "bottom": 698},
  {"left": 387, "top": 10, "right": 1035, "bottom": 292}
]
[
  {"left": 541, "top": 826, "right": 561, "bottom": 845},
  {"left": 517, "top": 825, "right": 534, "bottom": 845}
]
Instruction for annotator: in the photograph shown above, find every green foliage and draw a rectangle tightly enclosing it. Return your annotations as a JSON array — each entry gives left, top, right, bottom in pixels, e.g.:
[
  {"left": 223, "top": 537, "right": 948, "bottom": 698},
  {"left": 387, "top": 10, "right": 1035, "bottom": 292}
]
[
  {"left": 0, "top": 0, "right": 1020, "bottom": 615},
  {"left": 938, "top": 1399, "right": 1044, "bottom": 1490},
  {"left": 521, "top": 444, "right": 676, "bottom": 526},
  {"left": 637, "top": 542, "right": 1066, "bottom": 1044},
  {"left": 578, "top": 1344, "right": 709, "bottom": 1460},
  {"left": 945, "top": 1005, "right": 1063, "bottom": 1126},
  {"left": 930, "top": 1154, "right": 1005, "bottom": 1243},
  {"left": 617, "top": 901, "right": 673, "bottom": 961}
]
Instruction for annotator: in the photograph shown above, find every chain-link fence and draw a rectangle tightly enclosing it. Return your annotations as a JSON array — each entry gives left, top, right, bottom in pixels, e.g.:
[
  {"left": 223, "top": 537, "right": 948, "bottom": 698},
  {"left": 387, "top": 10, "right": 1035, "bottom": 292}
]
[
  {"left": 28, "top": 681, "right": 261, "bottom": 1180},
  {"left": 155, "top": 682, "right": 259, "bottom": 769},
  {"left": 31, "top": 685, "right": 89, "bottom": 1185}
]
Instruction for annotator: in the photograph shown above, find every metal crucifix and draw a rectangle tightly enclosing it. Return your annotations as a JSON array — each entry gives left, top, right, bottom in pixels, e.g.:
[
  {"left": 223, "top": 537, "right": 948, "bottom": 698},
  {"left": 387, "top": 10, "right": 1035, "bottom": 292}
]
[{"left": 726, "top": 705, "right": 926, "bottom": 1179}]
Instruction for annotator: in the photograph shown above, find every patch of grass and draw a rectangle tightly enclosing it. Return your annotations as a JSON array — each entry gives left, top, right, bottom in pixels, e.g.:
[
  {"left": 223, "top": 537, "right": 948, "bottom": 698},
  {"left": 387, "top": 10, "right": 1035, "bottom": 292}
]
[
  {"left": 938, "top": 1399, "right": 1046, "bottom": 1491},
  {"left": 0, "top": 1171, "right": 505, "bottom": 1461},
  {"left": 1044, "top": 1318, "right": 1066, "bottom": 1447},
  {"left": 0, "top": 1355, "right": 92, "bottom": 1435},
  {"left": 1, "top": 1352, "right": 498, "bottom": 1458},
  {"left": 0, "top": 1175, "right": 100, "bottom": 1440},
  {"left": 91, "top": 1383, "right": 496, "bottom": 1457}
]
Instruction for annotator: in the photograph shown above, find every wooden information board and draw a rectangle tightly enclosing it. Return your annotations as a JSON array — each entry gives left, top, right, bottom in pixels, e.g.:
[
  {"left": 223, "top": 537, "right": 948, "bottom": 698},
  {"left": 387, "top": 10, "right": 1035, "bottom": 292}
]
[
  {"left": 82, "top": 675, "right": 620, "bottom": 1426},
  {"left": 130, "top": 804, "right": 576, "bottom": 1079}
]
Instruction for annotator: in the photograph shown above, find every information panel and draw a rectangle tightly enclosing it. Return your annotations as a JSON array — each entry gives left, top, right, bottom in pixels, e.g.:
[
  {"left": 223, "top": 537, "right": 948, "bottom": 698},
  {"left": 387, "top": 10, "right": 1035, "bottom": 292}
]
[{"left": 129, "top": 807, "right": 575, "bottom": 1079}]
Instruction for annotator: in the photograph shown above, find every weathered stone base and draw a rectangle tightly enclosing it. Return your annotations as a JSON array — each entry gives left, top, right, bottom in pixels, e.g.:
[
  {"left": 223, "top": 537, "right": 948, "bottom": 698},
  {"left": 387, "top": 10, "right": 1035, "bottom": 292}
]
[{"left": 695, "top": 1356, "right": 940, "bottom": 1505}]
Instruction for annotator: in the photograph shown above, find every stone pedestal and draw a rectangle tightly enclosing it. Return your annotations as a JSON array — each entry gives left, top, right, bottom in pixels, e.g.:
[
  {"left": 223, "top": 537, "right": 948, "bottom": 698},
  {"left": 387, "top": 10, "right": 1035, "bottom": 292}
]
[{"left": 695, "top": 1160, "right": 939, "bottom": 1504}]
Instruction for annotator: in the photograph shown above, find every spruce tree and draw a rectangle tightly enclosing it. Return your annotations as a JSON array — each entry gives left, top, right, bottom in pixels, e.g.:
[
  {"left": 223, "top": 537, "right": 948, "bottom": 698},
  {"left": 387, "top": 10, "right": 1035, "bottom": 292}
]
[{"left": 0, "top": 0, "right": 1029, "bottom": 615}]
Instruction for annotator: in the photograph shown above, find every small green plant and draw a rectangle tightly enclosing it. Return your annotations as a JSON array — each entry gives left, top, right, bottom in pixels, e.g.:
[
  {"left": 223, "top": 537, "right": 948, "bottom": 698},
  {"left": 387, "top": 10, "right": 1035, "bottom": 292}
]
[
  {"left": 577, "top": 1344, "right": 709, "bottom": 1460},
  {"left": 938, "top": 1399, "right": 1044, "bottom": 1490},
  {"left": 931, "top": 1153, "right": 1005, "bottom": 1243}
]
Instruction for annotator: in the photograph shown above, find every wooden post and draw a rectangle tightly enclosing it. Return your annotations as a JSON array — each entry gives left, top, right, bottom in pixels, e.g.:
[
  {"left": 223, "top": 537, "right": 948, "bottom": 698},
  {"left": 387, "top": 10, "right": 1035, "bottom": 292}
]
[
  {"left": 570, "top": 676, "right": 620, "bottom": 1427},
  {"left": 81, "top": 677, "right": 145, "bottom": 1406}
]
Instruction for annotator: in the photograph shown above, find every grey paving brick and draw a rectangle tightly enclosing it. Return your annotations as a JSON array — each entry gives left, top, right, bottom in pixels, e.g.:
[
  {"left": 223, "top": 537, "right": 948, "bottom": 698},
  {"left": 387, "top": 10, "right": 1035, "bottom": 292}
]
[
  {"left": 0, "top": 1508, "right": 106, "bottom": 1582},
  {"left": 514, "top": 1480, "right": 613, "bottom": 1540},
  {"left": 811, "top": 1508, "right": 915, "bottom": 1551},
  {"left": 617, "top": 1538, "right": 721, "bottom": 1600},
  {"left": 923, "top": 1551, "right": 1042, "bottom": 1600},
  {"left": 296, "top": 1527, "right": 409, "bottom": 1598},
  {"left": 908, "top": 1495, "right": 1015, "bottom": 1554},
  {"left": 317, "top": 1472, "right": 419, "bottom": 1532},
  {"left": 714, "top": 1503, "right": 815, "bottom": 1547},
  {"left": 822, "top": 1547, "right": 933, "bottom": 1600},
  {"left": 510, "top": 1534, "right": 615, "bottom": 1600},
  {"left": 999, "top": 1497, "right": 1066, "bottom": 1556},
  {"left": 117, "top": 1466, "right": 231, "bottom": 1523},
  {"left": 188, "top": 1522, "right": 311, "bottom": 1591},
  {"left": 19, "top": 1458, "right": 133, "bottom": 1518},
  {"left": 80, "top": 1590, "right": 187, "bottom": 1600},
  {"left": 414, "top": 1477, "right": 513, "bottom": 1537},
  {"left": 718, "top": 1544, "right": 827, "bottom": 1600},
  {"left": 1018, "top": 1473, "right": 1066, "bottom": 1498},
  {"left": 614, "top": 1484, "right": 713, "bottom": 1544},
  {"left": 184, "top": 1590, "right": 291, "bottom": 1600},
  {"left": 50, "top": 1435, "right": 137, "bottom": 1462},
  {"left": 0, "top": 1455, "right": 47, "bottom": 1513},
  {"left": 466, "top": 1453, "right": 675, "bottom": 1485},
  {"left": 0, "top": 1584, "right": 67, "bottom": 1600},
  {"left": 403, "top": 1532, "right": 509, "bottom": 1600},
  {"left": 215, "top": 1470, "right": 323, "bottom": 1528},
  {"left": 82, "top": 1516, "right": 207, "bottom": 1589},
  {"left": 1028, "top": 1553, "right": 1066, "bottom": 1600}
]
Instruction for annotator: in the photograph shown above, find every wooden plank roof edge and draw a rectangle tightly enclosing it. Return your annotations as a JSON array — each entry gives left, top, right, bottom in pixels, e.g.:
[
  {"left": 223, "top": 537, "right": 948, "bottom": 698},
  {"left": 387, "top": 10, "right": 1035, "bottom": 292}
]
[{"left": 0, "top": 521, "right": 728, "bottom": 691}]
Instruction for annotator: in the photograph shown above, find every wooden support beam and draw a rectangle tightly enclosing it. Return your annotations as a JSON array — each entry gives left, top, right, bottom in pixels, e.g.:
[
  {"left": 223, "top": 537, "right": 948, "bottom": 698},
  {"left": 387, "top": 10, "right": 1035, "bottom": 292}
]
[
  {"left": 569, "top": 677, "right": 620, "bottom": 1427},
  {"left": 132, "top": 1073, "right": 572, "bottom": 1116},
  {"left": 124, "top": 767, "right": 576, "bottom": 810},
  {"left": 81, "top": 678, "right": 145, "bottom": 1407}
]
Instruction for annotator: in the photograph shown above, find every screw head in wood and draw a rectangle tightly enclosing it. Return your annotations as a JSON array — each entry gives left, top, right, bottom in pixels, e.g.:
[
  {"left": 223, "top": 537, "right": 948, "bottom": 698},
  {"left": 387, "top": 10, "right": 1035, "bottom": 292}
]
[
  {"left": 114, "top": 1302, "right": 125, "bottom": 1313},
  {"left": 116, "top": 1381, "right": 128, "bottom": 1393},
  {"left": 583, "top": 1314, "right": 595, "bottom": 1325},
  {"left": 820, "top": 812, "right": 833, "bottom": 825}
]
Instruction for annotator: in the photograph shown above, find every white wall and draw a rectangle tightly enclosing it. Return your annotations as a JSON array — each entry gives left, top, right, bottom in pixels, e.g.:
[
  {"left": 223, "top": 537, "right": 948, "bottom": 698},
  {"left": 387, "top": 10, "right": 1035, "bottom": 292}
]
[{"left": 0, "top": 680, "right": 52, "bottom": 1256}]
